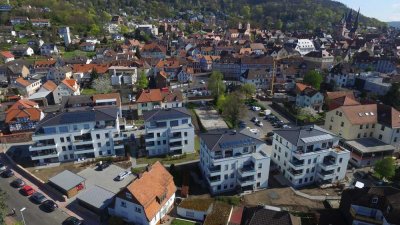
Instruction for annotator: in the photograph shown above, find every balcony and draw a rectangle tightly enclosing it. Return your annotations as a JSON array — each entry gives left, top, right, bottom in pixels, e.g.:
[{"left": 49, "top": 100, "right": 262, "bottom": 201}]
[
  {"left": 207, "top": 175, "right": 221, "bottom": 184},
  {"left": 238, "top": 177, "right": 256, "bottom": 187},
  {"left": 208, "top": 165, "right": 221, "bottom": 175},
  {"left": 288, "top": 168, "right": 303, "bottom": 177},
  {"left": 31, "top": 149, "right": 58, "bottom": 160},
  {"left": 30, "top": 141, "right": 57, "bottom": 151},
  {"left": 114, "top": 144, "right": 124, "bottom": 149},
  {"left": 293, "top": 148, "right": 330, "bottom": 159},
  {"left": 350, "top": 207, "right": 382, "bottom": 225},
  {"left": 169, "top": 133, "right": 182, "bottom": 140},
  {"left": 238, "top": 164, "right": 256, "bottom": 177},
  {"left": 145, "top": 134, "right": 154, "bottom": 140},
  {"left": 288, "top": 158, "right": 305, "bottom": 168},
  {"left": 317, "top": 169, "right": 335, "bottom": 180},
  {"left": 113, "top": 133, "right": 124, "bottom": 141}
]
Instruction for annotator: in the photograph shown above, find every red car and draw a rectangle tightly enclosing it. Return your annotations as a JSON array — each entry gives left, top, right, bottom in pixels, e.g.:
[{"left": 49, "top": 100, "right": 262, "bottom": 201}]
[{"left": 21, "top": 185, "right": 35, "bottom": 196}]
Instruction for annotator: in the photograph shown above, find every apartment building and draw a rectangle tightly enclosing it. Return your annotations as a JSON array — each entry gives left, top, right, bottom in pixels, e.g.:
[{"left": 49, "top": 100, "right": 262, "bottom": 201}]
[
  {"left": 29, "top": 108, "right": 124, "bottom": 165},
  {"left": 340, "top": 186, "right": 400, "bottom": 225},
  {"left": 374, "top": 104, "right": 400, "bottom": 148},
  {"left": 199, "top": 130, "right": 270, "bottom": 194},
  {"left": 272, "top": 125, "right": 350, "bottom": 187},
  {"left": 144, "top": 108, "right": 194, "bottom": 156}
]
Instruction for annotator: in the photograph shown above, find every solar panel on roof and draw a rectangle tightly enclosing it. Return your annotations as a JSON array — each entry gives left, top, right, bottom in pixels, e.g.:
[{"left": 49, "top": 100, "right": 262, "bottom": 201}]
[{"left": 301, "top": 134, "right": 333, "bottom": 143}]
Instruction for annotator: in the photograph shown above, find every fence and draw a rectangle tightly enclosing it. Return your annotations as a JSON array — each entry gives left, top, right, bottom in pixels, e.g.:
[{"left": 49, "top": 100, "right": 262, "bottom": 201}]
[{"left": 0, "top": 132, "right": 32, "bottom": 143}]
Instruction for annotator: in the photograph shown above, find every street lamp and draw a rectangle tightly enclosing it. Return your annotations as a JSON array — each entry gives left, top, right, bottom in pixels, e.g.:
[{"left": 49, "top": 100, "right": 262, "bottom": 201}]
[{"left": 20, "top": 207, "right": 26, "bottom": 225}]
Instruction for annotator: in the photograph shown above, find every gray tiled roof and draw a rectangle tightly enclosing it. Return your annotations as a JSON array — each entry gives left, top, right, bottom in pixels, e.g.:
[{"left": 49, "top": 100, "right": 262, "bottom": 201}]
[
  {"left": 38, "top": 107, "right": 118, "bottom": 128},
  {"left": 48, "top": 170, "right": 85, "bottom": 191},
  {"left": 143, "top": 107, "right": 191, "bottom": 122},
  {"left": 200, "top": 130, "right": 264, "bottom": 152},
  {"left": 241, "top": 206, "right": 293, "bottom": 225},
  {"left": 273, "top": 125, "right": 337, "bottom": 146},
  {"left": 77, "top": 185, "right": 115, "bottom": 210}
]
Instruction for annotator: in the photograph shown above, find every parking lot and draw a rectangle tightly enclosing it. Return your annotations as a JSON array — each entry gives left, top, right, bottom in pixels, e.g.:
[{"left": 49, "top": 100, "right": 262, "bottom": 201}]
[
  {"left": 241, "top": 101, "right": 294, "bottom": 138},
  {"left": 77, "top": 164, "right": 135, "bottom": 194}
]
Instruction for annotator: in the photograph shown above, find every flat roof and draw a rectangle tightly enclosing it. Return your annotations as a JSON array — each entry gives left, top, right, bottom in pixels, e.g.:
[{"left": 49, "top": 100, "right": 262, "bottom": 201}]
[
  {"left": 77, "top": 185, "right": 115, "bottom": 210},
  {"left": 345, "top": 138, "right": 395, "bottom": 153},
  {"left": 48, "top": 170, "right": 85, "bottom": 191}
]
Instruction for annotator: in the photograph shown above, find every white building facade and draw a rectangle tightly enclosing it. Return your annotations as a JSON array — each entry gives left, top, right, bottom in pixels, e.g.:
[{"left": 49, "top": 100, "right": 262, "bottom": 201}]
[
  {"left": 295, "top": 39, "right": 316, "bottom": 56},
  {"left": 144, "top": 108, "right": 195, "bottom": 156},
  {"left": 272, "top": 125, "right": 350, "bottom": 188},
  {"left": 199, "top": 130, "right": 270, "bottom": 194},
  {"left": 29, "top": 108, "right": 124, "bottom": 165}
]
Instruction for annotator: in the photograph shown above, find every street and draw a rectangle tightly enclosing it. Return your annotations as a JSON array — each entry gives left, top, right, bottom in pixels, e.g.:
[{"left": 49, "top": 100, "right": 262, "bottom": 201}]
[{"left": 0, "top": 173, "right": 69, "bottom": 225}]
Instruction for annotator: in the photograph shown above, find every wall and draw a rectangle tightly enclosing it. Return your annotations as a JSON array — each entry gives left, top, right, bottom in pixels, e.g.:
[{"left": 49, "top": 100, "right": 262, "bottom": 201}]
[{"left": 177, "top": 207, "right": 207, "bottom": 221}]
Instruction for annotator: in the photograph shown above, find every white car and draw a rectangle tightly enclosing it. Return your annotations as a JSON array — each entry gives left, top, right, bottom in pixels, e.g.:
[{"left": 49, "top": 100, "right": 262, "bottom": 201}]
[
  {"left": 200, "top": 80, "right": 205, "bottom": 84},
  {"left": 251, "top": 117, "right": 259, "bottom": 123},
  {"left": 115, "top": 171, "right": 132, "bottom": 181},
  {"left": 252, "top": 106, "right": 261, "bottom": 111},
  {"left": 0, "top": 163, "right": 5, "bottom": 172},
  {"left": 256, "top": 121, "right": 263, "bottom": 127}
]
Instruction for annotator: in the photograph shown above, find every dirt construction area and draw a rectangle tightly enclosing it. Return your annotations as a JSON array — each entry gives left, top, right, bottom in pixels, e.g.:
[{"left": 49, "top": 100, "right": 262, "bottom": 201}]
[{"left": 243, "top": 187, "right": 324, "bottom": 211}]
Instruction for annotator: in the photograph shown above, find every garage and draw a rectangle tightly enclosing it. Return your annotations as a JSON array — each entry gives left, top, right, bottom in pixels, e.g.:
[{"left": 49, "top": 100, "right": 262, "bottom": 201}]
[
  {"left": 48, "top": 170, "right": 86, "bottom": 198},
  {"left": 77, "top": 185, "right": 115, "bottom": 221}
]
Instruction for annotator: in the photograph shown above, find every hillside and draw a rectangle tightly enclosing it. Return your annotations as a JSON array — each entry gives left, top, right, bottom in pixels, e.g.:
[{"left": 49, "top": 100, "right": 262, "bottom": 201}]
[
  {"left": 1, "top": 0, "right": 386, "bottom": 35},
  {"left": 388, "top": 22, "right": 400, "bottom": 28}
]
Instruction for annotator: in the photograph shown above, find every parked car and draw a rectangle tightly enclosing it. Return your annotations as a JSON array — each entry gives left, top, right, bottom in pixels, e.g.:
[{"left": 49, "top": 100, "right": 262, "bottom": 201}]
[
  {"left": 115, "top": 171, "right": 131, "bottom": 181},
  {"left": 239, "top": 121, "right": 247, "bottom": 128},
  {"left": 1, "top": 169, "right": 14, "bottom": 178},
  {"left": 256, "top": 121, "right": 263, "bottom": 127},
  {"left": 266, "top": 132, "right": 275, "bottom": 137},
  {"left": 21, "top": 185, "right": 35, "bottom": 196},
  {"left": 30, "top": 192, "right": 47, "bottom": 204},
  {"left": 251, "top": 106, "right": 261, "bottom": 111},
  {"left": 41, "top": 200, "right": 58, "bottom": 212},
  {"left": 282, "top": 125, "right": 291, "bottom": 129},
  {"left": 11, "top": 178, "right": 25, "bottom": 188},
  {"left": 96, "top": 161, "right": 111, "bottom": 171},
  {"left": 0, "top": 163, "right": 5, "bottom": 172},
  {"left": 251, "top": 117, "right": 259, "bottom": 123},
  {"left": 63, "top": 216, "right": 84, "bottom": 225},
  {"left": 354, "top": 171, "right": 368, "bottom": 179},
  {"left": 199, "top": 80, "right": 205, "bottom": 84}
]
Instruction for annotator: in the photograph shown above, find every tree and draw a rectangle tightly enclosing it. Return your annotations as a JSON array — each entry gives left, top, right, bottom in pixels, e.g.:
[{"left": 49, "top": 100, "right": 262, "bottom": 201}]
[
  {"left": 216, "top": 94, "right": 226, "bottom": 112},
  {"left": 382, "top": 83, "right": 400, "bottom": 111},
  {"left": 240, "top": 83, "right": 256, "bottom": 100},
  {"left": 374, "top": 157, "right": 396, "bottom": 180},
  {"left": 208, "top": 71, "right": 225, "bottom": 100},
  {"left": 222, "top": 91, "right": 246, "bottom": 128},
  {"left": 391, "top": 166, "right": 400, "bottom": 185},
  {"left": 90, "top": 69, "right": 98, "bottom": 81},
  {"left": 89, "top": 24, "right": 101, "bottom": 36},
  {"left": 120, "top": 25, "right": 129, "bottom": 34},
  {"left": 303, "top": 70, "right": 323, "bottom": 90},
  {"left": 241, "top": 5, "right": 251, "bottom": 20},
  {"left": 92, "top": 76, "right": 112, "bottom": 93},
  {"left": 0, "top": 190, "right": 7, "bottom": 224},
  {"left": 136, "top": 71, "right": 149, "bottom": 90}
]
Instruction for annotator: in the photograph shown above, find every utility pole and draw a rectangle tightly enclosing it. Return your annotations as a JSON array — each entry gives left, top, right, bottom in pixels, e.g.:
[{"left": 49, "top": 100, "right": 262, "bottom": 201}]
[{"left": 269, "top": 59, "right": 276, "bottom": 97}]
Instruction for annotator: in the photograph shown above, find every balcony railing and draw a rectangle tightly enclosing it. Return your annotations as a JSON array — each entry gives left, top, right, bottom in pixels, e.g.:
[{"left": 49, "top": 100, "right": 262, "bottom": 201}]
[
  {"left": 350, "top": 207, "right": 382, "bottom": 225},
  {"left": 288, "top": 159, "right": 305, "bottom": 168},
  {"left": 208, "top": 165, "right": 221, "bottom": 173},
  {"left": 288, "top": 169, "right": 303, "bottom": 177}
]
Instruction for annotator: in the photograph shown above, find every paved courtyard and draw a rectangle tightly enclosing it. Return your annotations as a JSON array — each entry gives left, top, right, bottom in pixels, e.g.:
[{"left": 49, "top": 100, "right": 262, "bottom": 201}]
[{"left": 78, "top": 164, "right": 135, "bottom": 193}]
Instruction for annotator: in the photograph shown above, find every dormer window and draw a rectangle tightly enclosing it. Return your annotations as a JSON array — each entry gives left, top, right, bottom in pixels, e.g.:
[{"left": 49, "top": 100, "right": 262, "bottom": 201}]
[
  {"left": 372, "top": 197, "right": 378, "bottom": 204},
  {"left": 126, "top": 192, "right": 132, "bottom": 199}
]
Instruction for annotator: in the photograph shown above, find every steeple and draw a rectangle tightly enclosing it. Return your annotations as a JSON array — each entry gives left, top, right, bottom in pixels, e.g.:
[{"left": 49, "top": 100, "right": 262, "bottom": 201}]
[
  {"left": 352, "top": 8, "right": 360, "bottom": 32},
  {"left": 345, "top": 9, "right": 353, "bottom": 30}
]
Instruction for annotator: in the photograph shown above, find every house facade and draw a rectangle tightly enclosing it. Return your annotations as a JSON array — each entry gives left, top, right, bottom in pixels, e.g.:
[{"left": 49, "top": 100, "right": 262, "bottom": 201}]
[
  {"left": 272, "top": 125, "right": 350, "bottom": 187},
  {"left": 30, "top": 108, "right": 123, "bottom": 164},
  {"left": 144, "top": 108, "right": 194, "bottom": 156},
  {"left": 199, "top": 130, "right": 270, "bottom": 194},
  {"left": 53, "top": 79, "right": 80, "bottom": 104}
]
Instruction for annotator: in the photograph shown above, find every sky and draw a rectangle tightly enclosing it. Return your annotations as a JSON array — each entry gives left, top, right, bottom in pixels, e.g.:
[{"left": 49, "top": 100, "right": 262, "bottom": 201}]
[{"left": 336, "top": 0, "right": 400, "bottom": 22}]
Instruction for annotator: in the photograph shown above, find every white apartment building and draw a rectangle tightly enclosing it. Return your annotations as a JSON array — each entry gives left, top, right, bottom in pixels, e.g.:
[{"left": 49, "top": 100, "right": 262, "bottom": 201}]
[
  {"left": 144, "top": 108, "right": 194, "bottom": 156},
  {"left": 199, "top": 130, "right": 270, "bottom": 194},
  {"left": 272, "top": 125, "right": 350, "bottom": 188},
  {"left": 29, "top": 108, "right": 124, "bottom": 165}
]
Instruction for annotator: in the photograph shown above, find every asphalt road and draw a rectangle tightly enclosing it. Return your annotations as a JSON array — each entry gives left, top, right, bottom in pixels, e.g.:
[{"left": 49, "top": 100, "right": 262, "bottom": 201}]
[{"left": 0, "top": 174, "right": 69, "bottom": 225}]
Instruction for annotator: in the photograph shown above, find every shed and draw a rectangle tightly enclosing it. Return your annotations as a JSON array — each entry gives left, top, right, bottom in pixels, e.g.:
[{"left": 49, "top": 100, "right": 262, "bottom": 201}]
[
  {"left": 48, "top": 170, "right": 86, "bottom": 198},
  {"left": 77, "top": 185, "right": 115, "bottom": 219}
]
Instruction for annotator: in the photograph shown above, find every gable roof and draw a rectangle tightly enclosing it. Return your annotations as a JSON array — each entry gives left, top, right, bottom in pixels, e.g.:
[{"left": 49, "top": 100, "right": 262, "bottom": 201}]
[
  {"left": 377, "top": 104, "right": 400, "bottom": 128},
  {"left": 136, "top": 89, "right": 163, "bottom": 103},
  {"left": 295, "top": 83, "right": 311, "bottom": 92},
  {"left": 72, "top": 64, "right": 109, "bottom": 74},
  {"left": 162, "top": 90, "right": 183, "bottom": 103},
  {"left": 60, "top": 79, "right": 79, "bottom": 92},
  {"left": 340, "top": 104, "right": 377, "bottom": 125},
  {"left": 122, "top": 162, "right": 176, "bottom": 221},
  {"left": 15, "top": 77, "right": 31, "bottom": 87},
  {"left": 325, "top": 91, "right": 355, "bottom": 101},
  {"left": 143, "top": 107, "right": 191, "bottom": 122},
  {"left": 6, "top": 107, "right": 42, "bottom": 123},
  {"left": 42, "top": 80, "right": 57, "bottom": 91},
  {"left": 241, "top": 206, "right": 293, "bottom": 225},
  {"left": 6, "top": 99, "right": 38, "bottom": 113}
]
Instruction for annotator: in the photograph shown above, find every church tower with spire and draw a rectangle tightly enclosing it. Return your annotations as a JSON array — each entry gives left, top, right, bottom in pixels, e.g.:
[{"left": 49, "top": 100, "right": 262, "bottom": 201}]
[{"left": 335, "top": 8, "right": 360, "bottom": 40}]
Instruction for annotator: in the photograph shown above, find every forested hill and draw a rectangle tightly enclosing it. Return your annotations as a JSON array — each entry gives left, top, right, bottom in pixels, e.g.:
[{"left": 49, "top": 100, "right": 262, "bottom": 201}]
[{"left": 2, "top": 0, "right": 385, "bottom": 34}]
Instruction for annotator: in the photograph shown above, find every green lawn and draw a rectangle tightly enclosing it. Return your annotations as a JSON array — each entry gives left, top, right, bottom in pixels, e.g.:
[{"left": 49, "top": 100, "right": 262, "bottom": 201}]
[
  {"left": 136, "top": 152, "right": 199, "bottom": 165},
  {"left": 171, "top": 218, "right": 196, "bottom": 225},
  {"left": 81, "top": 88, "right": 97, "bottom": 95},
  {"left": 61, "top": 50, "right": 96, "bottom": 59}
]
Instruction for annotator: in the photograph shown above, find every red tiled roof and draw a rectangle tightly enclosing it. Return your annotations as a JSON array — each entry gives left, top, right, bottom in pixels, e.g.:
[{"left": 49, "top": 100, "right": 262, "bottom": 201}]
[
  {"left": 341, "top": 104, "right": 377, "bottom": 125},
  {"left": 42, "top": 80, "right": 57, "bottom": 91},
  {"left": 15, "top": 77, "right": 30, "bottom": 87},
  {"left": 295, "top": 83, "right": 311, "bottom": 93},
  {"left": 0, "top": 51, "right": 14, "bottom": 58},
  {"left": 6, "top": 107, "right": 42, "bottom": 123},
  {"left": 61, "top": 79, "right": 78, "bottom": 92},
  {"left": 34, "top": 60, "right": 56, "bottom": 67},
  {"left": 72, "top": 64, "right": 109, "bottom": 74},
  {"left": 136, "top": 89, "right": 163, "bottom": 103}
]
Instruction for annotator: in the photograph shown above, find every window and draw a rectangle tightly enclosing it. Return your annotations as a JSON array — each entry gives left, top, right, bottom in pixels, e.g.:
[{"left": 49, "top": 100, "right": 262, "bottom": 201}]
[
  {"left": 339, "top": 158, "right": 343, "bottom": 163},
  {"left": 68, "top": 145, "right": 72, "bottom": 150},
  {"left": 59, "top": 126, "right": 69, "bottom": 133},
  {"left": 157, "top": 141, "right": 161, "bottom": 145},
  {"left": 230, "top": 173, "right": 234, "bottom": 178},
  {"left": 73, "top": 125, "right": 78, "bottom": 131},
  {"left": 360, "top": 125, "right": 363, "bottom": 129},
  {"left": 364, "top": 133, "right": 367, "bottom": 137},
  {"left": 329, "top": 125, "right": 332, "bottom": 130},
  {"left": 394, "top": 137, "right": 398, "bottom": 143},
  {"left": 370, "top": 132, "right": 373, "bottom": 137},
  {"left": 258, "top": 163, "right": 262, "bottom": 169},
  {"left": 224, "top": 174, "right": 228, "bottom": 180},
  {"left": 106, "top": 142, "right": 110, "bottom": 146},
  {"left": 306, "top": 168, "right": 309, "bottom": 173},
  {"left": 182, "top": 119, "right": 188, "bottom": 124},
  {"left": 336, "top": 111, "right": 339, "bottom": 115},
  {"left": 96, "top": 134, "right": 100, "bottom": 139},
  {"left": 305, "top": 178, "right": 308, "bottom": 182},
  {"left": 381, "top": 125, "right": 385, "bottom": 131},
  {"left": 285, "top": 152, "right": 288, "bottom": 158},
  {"left": 308, "top": 159, "right": 311, "bottom": 164},
  {"left": 339, "top": 112, "right": 342, "bottom": 116},
  {"left": 157, "top": 133, "right": 161, "bottom": 137},
  {"left": 372, "top": 197, "right": 379, "bottom": 204},
  {"left": 184, "top": 132, "right": 188, "bottom": 137},
  {"left": 163, "top": 140, "right": 167, "bottom": 144},
  {"left": 379, "top": 134, "right": 382, "bottom": 140},
  {"left": 331, "top": 117, "right": 334, "bottom": 122},
  {"left": 170, "top": 120, "right": 179, "bottom": 127},
  {"left": 341, "top": 122, "right": 344, "bottom": 127},
  {"left": 258, "top": 173, "right": 261, "bottom": 178},
  {"left": 231, "top": 163, "right": 235, "bottom": 169},
  {"left": 372, "top": 124, "right": 375, "bottom": 128},
  {"left": 63, "top": 155, "right": 68, "bottom": 160},
  {"left": 105, "top": 133, "right": 109, "bottom": 138},
  {"left": 60, "top": 137, "right": 65, "bottom": 143},
  {"left": 62, "top": 146, "right": 66, "bottom": 151},
  {"left": 225, "top": 165, "right": 228, "bottom": 171},
  {"left": 313, "top": 158, "right": 317, "bottom": 163},
  {"left": 337, "top": 167, "right": 341, "bottom": 172},
  {"left": 299, "top": 179, "right": 303, "bottom": 184},
  {"left": 322, "top": 143, "right": 327, "bottom": 148},
  {"left": 97, "top": 143, "right": 101, "bottom": 147},
  {"left": 311, "top": 167, "right": 315, "bottom": 172},
  {"left": 83, "top": 124, "right": 90, "bottom": 129},
  {"left": 120, "top": 201, "right": 127, "bottom": 208},
  {"left": 366, "top": 124, "right": 369, "bottom": 129},
  {"left": 357, "top": 134, "right": 361, "bottom": 138}
]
